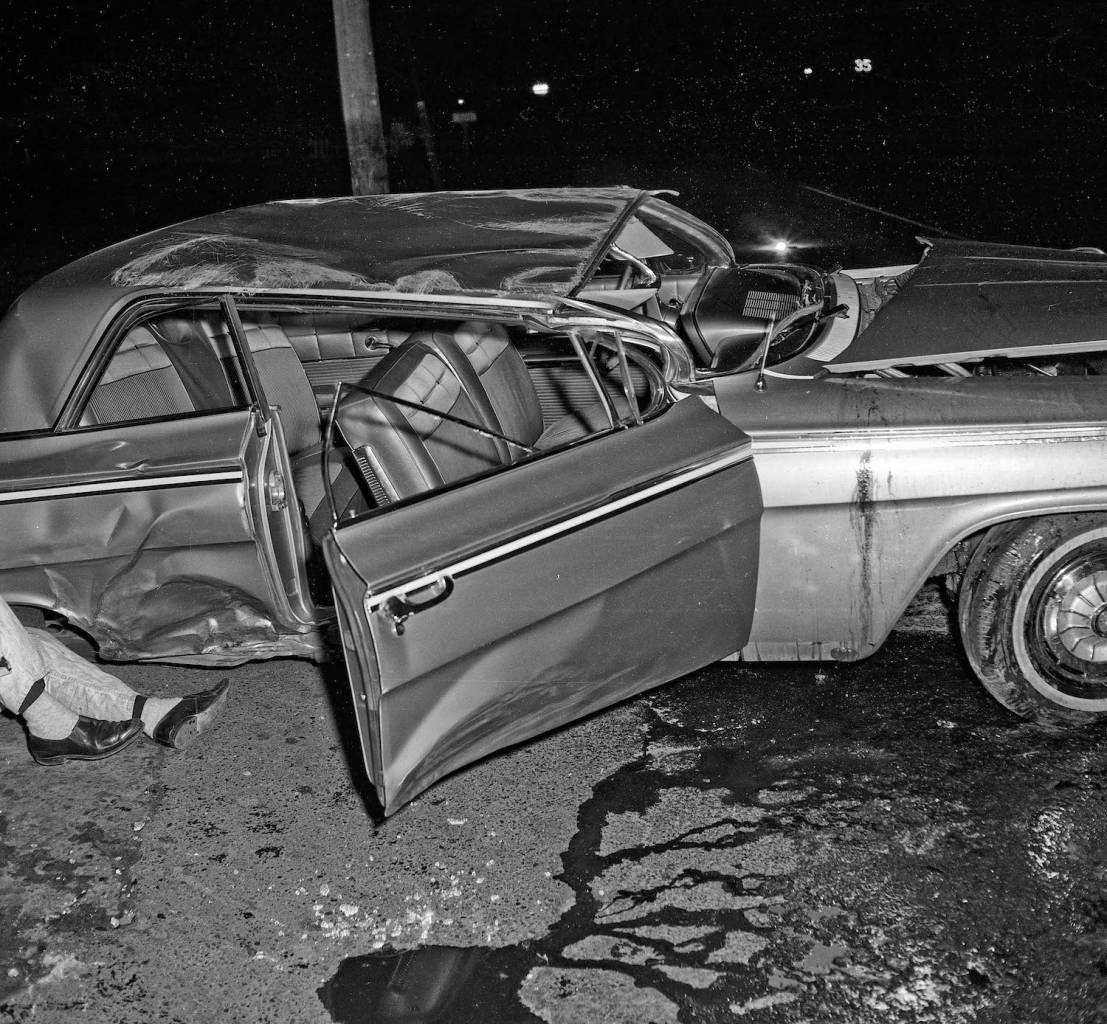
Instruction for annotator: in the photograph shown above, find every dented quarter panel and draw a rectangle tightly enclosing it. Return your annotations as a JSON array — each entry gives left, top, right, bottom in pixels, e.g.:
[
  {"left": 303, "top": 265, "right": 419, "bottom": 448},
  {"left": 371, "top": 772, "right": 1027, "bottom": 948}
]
[
  {"left": 0, "top": 411, "right": 319, "bottom": 664},
  {"left": 715, "top": 373, "right": 1107, "bottom": 660}
]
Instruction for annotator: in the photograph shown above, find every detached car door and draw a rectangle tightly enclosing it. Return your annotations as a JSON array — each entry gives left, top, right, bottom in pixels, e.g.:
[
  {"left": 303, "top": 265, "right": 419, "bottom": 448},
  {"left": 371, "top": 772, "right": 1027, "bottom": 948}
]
[{"left": 324, "top": 395, "right": 762, "bottom": 814}]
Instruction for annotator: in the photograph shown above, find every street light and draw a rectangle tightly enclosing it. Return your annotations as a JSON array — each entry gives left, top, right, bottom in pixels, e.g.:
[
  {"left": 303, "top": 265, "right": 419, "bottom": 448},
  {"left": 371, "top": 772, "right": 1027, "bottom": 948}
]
[{"left": 531, "top": 81, "right": 550, "bottom": 97}]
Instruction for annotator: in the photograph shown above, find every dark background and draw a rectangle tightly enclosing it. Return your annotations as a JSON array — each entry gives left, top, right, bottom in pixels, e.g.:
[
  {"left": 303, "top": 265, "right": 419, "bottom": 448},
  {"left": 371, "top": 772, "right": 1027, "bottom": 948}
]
[{"left": 3, "top": 1, "right": 1104, "bottom": 300}]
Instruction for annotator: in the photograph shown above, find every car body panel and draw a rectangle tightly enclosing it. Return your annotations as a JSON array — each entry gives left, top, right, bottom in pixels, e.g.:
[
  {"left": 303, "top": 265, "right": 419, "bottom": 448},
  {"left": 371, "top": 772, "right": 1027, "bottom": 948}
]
[
  {"left": 324, "top": 397, "right": 762, "bottom": 813},
  {"left": 0, "top": 409, "right": 320, "bottom": 663},
  {"left": 828, "top": 238, "right": 1107, "bottom": 371},
  {"left": 715, "top": 373, "right": 1107, "bottom": 660}
]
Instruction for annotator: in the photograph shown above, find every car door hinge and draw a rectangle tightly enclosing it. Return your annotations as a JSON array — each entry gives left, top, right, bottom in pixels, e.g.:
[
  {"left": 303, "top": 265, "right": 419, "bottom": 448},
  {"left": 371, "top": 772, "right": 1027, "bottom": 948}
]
[{"left": 266, "top": 470, "right": 288, "bottom": 511}]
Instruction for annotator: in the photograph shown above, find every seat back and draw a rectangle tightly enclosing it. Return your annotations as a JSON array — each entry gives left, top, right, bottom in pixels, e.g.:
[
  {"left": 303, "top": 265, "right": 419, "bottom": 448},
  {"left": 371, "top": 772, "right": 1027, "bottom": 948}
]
[
  {"left": 336, "top": 339, "right": 506, "bottom": 503},
  {"left": 239, "top": 321, "right": 323, "bottom": 457},
  {"left": 429, "top": 321, "right": 545, "bottom": 450},
  {"left": 83, "top": 324, "right": 198, "bottom": 425}
]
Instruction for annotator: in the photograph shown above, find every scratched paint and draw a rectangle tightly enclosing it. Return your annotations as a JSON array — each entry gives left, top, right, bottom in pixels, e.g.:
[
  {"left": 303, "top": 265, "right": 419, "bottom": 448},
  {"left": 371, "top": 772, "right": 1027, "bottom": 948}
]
[{"left": 848, "top": 449, "right": 877, "bottom": 654}]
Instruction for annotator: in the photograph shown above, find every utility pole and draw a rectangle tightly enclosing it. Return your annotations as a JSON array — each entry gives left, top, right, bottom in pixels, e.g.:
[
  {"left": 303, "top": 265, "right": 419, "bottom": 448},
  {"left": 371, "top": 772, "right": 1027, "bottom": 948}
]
[{"left": 332, "top": 0, "right": 389, "bottom": 194}]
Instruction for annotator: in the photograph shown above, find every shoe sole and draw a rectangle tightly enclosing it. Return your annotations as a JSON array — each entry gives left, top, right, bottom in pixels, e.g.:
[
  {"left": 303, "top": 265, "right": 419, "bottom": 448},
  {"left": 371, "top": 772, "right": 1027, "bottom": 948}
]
[{"left": 169, "top": 687, "right": 229, "bottom": 751}]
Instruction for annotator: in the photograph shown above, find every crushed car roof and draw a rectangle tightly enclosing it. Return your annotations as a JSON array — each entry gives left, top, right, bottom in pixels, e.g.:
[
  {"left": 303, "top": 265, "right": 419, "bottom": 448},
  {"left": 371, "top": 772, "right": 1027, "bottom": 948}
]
[
  {"left": 0, "top": 188, "right": 647, "bottom": 433},
  {"left": 827, "top": 238, "right": 1107, "bottom": 371},
  {"left": 106, "top": 188, "right": 643, "bottom": 295}
]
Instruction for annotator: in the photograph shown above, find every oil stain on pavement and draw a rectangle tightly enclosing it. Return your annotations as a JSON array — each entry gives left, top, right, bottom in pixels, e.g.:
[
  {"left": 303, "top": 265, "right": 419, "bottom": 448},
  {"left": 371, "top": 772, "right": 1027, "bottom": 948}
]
[{"left": 319, "top": 631, "right": 1107, "bottom": 1023}]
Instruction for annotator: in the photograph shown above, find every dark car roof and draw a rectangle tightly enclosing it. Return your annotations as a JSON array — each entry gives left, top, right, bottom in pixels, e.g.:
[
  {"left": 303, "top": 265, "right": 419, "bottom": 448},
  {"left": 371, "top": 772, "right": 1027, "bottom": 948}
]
[
  {"left": 828, "top": 237, "right": 1107, "bottom": 371},
  {"left": 0, "top": 187, "right": 646, "bottom": 433}
]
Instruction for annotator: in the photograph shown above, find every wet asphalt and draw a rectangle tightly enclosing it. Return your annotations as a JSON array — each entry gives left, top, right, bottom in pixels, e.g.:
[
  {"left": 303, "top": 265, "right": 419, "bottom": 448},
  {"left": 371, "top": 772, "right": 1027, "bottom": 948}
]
[{"left": 3, "top": 593, "right": 1107, "bottom": 1023}]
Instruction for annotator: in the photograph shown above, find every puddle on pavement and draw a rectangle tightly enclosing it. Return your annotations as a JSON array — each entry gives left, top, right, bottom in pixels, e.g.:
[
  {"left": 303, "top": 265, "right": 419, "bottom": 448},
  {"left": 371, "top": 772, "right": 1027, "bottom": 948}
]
[
  {"left": 318, "top": 703, "right": 822, "bottom": 1023},
  {"left": 318, "top": 945, "right": 537, "bottom": 1023},
  {"left": 318, "top": 636, "right": 1107, "bottom": 1023}
]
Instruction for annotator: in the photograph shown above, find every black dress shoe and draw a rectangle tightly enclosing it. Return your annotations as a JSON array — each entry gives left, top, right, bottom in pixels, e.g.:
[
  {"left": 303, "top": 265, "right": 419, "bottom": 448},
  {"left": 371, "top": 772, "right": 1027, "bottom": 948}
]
[
  {"left": 28, "top": 717, "right": 144, "bottom": 766},
  {"left": 152, "top": 678, "right": 230, "bottom": 750}
]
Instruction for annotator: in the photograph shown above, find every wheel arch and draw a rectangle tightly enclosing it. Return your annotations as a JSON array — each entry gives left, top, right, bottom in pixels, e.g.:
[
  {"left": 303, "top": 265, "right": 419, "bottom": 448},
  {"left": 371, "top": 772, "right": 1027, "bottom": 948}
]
[
  {"left": 898, "top": 504, "right": 1107, "bottom": 628},
  {"left": 929, "top": 505, "right": 1107, "bottom": 601},
  {"left": 871, "top": 499, "right": 1107, "bottom": 651}
]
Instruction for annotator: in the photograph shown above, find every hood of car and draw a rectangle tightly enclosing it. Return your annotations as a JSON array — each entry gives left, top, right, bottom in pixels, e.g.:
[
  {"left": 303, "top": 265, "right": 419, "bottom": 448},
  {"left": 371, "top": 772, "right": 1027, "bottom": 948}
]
[{"left": 826, "top": 237, "right": 1107, "bottom": 372}]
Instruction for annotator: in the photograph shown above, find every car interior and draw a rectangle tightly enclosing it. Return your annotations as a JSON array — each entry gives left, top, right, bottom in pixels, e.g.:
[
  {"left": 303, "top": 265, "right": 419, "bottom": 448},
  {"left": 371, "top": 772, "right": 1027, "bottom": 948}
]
[{"left": 79, "top": 303, "right": 665, "bottom": 562}]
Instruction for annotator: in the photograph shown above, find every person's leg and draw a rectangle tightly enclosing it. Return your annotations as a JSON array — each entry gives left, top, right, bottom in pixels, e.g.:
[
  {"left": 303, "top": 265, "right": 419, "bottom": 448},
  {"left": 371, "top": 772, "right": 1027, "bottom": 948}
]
[
  {"left": 28, "top": 628, "right": 181, "bottom": 737},
  {"left": 0, "top": 600, "right": 76, "bottom": 739},
  {"left": 29, "top": 629, "right": 230, "bottom": 748}
]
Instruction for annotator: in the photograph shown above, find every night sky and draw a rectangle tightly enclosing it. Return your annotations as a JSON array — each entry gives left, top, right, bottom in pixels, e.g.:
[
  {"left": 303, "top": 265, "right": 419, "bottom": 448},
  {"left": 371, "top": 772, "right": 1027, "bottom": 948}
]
[{"left": 3, "top": 1, "right": 1105, "bottom": 279}]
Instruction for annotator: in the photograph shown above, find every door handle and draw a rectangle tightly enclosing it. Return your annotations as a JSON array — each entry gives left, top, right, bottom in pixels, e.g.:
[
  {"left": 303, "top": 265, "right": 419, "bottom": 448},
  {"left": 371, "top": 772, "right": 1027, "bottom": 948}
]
[{"left": 381, "top": 576, "right": 455, "bottom": 636}]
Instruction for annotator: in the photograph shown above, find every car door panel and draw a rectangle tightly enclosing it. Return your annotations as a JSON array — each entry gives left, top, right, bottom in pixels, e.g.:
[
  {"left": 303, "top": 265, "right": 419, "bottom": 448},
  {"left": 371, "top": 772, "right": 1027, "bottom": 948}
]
[
  {"left": 0, "top": 410, "right": 307, "bottom": 662},
  {"left": 325, "top": 396, "right": 762, "bottom": 813}
]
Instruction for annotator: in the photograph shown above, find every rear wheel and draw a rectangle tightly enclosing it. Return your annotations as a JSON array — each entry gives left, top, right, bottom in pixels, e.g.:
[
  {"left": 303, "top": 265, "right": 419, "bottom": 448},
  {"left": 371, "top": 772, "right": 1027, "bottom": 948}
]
[{"left": 959, "top": 514, "right": 1107, "bottom": 727}]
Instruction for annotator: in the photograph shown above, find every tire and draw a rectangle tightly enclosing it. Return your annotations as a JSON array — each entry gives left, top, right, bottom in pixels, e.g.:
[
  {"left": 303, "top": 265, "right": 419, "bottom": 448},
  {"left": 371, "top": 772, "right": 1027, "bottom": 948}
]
[{"left": 958, "top": 513, "right": 1107, "bottom": 728}]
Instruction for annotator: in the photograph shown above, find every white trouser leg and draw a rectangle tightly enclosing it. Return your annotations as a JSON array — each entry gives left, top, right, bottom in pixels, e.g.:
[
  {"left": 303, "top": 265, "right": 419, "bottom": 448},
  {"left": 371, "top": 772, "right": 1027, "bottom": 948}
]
[
  {"left": 27, "top": 628, "right": 139, "bottom": 722},
  {"left": 0, "top": 598, "right": 47, "bottom": 712}
]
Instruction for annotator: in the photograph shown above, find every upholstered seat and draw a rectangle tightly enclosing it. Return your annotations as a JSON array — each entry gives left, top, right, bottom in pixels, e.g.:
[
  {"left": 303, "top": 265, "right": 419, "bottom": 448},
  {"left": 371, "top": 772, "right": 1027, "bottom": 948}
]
[
  {"left": 426, "top": 320, "right": 628, "bottom": 455},
  {"left": 335, "top": 337, "right": 505, "bottom": 504},
  {"left": 334, "top": 322, "right": 633, "bottom": 513},
  {"left": 81, "top": 324, "right": 197, "bottom": 425}
]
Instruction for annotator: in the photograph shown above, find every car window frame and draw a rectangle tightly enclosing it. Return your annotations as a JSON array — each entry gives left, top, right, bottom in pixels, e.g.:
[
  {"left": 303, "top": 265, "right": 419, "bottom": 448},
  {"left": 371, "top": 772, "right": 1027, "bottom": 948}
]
[
  {"left": 327, "top": 323, "right": 662, "bottom": 530},
  {"left": 57, "top": 295, "right": 264, "bottom": 434}
]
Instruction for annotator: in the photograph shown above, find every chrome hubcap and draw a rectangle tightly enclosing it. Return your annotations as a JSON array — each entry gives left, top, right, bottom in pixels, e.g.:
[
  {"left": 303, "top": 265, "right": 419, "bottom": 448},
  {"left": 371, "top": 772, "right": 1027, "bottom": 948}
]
[
  {"left": 1042, "top": 567, "right": 1107, "bottom": 664},
  {"left": 1014, "top": 534, "right": 1107, "bottom": 709}
]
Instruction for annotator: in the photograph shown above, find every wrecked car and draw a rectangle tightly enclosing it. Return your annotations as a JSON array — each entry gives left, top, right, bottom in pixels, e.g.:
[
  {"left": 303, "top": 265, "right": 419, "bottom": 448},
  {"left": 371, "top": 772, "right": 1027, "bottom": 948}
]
[{"left": 2, "top": 187, "right": 1107, "bottom": 813}]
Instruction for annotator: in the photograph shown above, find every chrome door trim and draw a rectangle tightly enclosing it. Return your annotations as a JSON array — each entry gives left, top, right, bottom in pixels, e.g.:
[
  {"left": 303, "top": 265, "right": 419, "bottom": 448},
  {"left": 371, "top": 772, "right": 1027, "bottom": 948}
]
[
  {"left": 750, "top": 422, "right": 1107, "bottom": 455},
  {"left": 0, "top": 469, "right": 243, "bottom": 505},
  {"left": 361, "top": 445, "right": 754, "bottom": 613}
]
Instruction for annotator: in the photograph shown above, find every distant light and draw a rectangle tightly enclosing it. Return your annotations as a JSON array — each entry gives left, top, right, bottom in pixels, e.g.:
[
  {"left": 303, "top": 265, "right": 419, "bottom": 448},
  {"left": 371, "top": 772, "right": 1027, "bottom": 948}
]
[
  {"left": 803, "top": 67, "right": 813, "bottom": 76},
  {"left": 457, "top": 98, "right": 466, "bottom": 106},
  {"left": 531, "top": 81, "right": 550, "bottom": 97},
  {"left": 748, "top": 236, "right": 814, "bottom": 257}
]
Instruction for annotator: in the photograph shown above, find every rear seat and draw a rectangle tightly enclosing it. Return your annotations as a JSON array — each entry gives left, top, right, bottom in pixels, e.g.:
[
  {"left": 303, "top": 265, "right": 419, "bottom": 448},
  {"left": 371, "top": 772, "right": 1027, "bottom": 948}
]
[
  {"left": 82, "top": 315, "right": 237, "bottom": 425},
  {"left": 235, "top": 320, "right": 330, "bottom": 519},
  {"left": 82, "top": 324, "right": 197, "bottom": 425}
]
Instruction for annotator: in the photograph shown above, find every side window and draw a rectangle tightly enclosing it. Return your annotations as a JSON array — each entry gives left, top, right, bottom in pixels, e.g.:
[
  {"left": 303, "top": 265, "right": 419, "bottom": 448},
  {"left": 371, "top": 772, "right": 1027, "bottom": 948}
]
[
  {"left": 329, "top": 317, "right": 666, "bottom": 520},
  {"left": 80, "top": 308, "right": 251, "bottom": 427}
]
